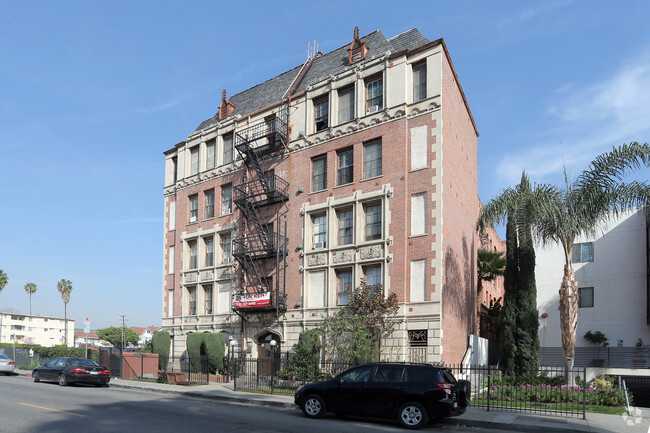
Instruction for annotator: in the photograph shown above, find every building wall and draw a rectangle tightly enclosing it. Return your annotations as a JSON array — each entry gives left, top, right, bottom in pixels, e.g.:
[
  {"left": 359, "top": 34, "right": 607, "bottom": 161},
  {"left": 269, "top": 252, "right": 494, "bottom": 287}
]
[
  {"left": 536, "top": 209, "right": 650, "bottom": 349},
  {"left": 161, "top": 34, "right": 482, "bottom": 362},
  {"left": 0, "top": 313, "right": 75, "bottom": 347}
]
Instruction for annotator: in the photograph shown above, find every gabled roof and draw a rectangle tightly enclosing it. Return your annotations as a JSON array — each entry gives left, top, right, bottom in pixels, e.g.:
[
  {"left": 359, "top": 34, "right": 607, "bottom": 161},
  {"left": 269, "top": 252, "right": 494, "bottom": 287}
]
[{"left": 193, "top": 28, "right": 430, "bottom": 133}]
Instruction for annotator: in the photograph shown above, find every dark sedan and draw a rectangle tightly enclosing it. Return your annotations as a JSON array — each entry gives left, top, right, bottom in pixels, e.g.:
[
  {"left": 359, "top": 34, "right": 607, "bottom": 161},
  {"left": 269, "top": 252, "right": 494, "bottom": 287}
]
[{"left": 33, "top": 357, "right": 110, "bottom": 387}]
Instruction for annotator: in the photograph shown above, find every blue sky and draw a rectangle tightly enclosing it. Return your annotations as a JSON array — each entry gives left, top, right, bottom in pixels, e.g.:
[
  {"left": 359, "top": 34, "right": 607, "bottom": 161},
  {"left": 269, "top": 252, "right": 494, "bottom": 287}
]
[{"left": 1, "top": 1, "right": 649, "bottom": 330}]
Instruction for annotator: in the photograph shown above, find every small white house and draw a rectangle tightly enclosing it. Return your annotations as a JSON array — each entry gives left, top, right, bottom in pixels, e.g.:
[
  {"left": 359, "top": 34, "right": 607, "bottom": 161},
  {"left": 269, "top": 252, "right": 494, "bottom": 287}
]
[{"left": 536, "top": 208, "right": 649, "bottom": 350}]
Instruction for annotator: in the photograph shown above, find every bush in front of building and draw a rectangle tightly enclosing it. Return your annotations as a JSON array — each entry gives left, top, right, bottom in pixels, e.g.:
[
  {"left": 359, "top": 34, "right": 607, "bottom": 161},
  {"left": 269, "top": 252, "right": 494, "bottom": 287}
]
[
  {"left": 152, "top": 330, "right": 171, "bottom": 370},
  {"left": 186, "top": 332, "right": 226, "bottom": 374},
  {"left": 280, "top": 329, "right": 322, "bottom": 382}
]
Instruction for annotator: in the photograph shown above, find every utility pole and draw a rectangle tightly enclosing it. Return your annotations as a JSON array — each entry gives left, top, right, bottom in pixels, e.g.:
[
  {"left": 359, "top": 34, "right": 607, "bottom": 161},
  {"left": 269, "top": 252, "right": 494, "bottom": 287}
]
[{"left": 121, "top": 315, "right": 126, "bottom": 350}]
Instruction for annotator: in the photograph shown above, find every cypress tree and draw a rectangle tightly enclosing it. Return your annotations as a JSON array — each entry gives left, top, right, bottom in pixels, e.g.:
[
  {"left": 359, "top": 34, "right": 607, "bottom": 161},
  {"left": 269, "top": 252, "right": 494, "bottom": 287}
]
[{"left": 499, "top": 213, "right": 518, "bottom": 374}]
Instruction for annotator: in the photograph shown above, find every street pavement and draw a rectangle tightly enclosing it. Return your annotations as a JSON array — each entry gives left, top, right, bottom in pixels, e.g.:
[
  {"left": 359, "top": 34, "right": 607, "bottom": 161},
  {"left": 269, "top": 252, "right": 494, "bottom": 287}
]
[{"left": 13, "top": 369, "right": 650, "bottom": 432}]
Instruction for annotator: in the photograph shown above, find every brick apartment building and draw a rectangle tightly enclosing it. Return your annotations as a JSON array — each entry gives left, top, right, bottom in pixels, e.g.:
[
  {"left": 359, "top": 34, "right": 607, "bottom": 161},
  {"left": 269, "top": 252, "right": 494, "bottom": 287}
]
[{"left": 162, "top": 27, "right": 486, "bottom": 364}]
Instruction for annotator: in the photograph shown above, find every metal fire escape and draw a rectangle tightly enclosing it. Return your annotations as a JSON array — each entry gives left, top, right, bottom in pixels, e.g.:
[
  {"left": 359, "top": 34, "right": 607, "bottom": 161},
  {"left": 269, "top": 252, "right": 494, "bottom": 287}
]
[{"left": 232, "top": 116, "right": 289, "bottom": 314}]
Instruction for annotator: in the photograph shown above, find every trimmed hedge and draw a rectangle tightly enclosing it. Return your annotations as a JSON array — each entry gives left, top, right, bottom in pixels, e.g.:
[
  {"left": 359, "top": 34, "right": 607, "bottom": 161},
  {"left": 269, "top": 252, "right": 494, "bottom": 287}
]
[
  {"left": 186, "top": 332, "right": 226, "bottom": 374},
  {"left": 152, "top": 330, "right": 171, "bottom": 369}
]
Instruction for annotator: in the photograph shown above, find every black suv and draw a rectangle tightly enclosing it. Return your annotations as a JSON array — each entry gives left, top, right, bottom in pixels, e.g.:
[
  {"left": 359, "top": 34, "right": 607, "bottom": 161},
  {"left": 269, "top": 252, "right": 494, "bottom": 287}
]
[{"left": 294, "top": 362, "right": 470, "bottom": 429}]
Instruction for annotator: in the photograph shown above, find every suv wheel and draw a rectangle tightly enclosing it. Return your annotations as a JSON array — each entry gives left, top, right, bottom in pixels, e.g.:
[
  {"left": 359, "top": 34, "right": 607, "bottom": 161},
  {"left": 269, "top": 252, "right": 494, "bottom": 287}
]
[
  {"left": 398, "top": 402, "right": 428, "bottom": 429},
  {"left": 302, "top": 394, "right": 326, "bottom": 418}
]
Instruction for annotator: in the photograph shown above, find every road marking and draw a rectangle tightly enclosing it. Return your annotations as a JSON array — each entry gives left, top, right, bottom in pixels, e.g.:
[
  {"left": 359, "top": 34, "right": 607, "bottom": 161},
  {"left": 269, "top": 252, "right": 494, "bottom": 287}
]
[{"left": 20, "top": 403, "right": 86, "bottom": 417}]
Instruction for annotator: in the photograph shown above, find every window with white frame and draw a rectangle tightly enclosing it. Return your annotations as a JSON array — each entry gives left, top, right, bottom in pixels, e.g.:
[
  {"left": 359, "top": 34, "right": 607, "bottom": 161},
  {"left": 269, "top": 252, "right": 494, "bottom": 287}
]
[
  {"left": 204, "top": 237, "right": 214, "bottom": 267},
  {"left": 204, "top": 189, "right": 214, "bottom": 219},
  {"left": 190, "top": 146, "right": 199, "bottom": 175},
  {"left": 189, "top": 194, "right": 198, "bottom": 223},
  {"left": 206, "top": 138, "right": 216, "bottom": 169},
  {"left": 338, "top": 86, "right": 355, "bottom": 123},
  {"left": 168, "top": 246, "right": 175, "bottom": 274},
  {"left": 337, "top": 208, "right": 353, "bottom": 245},
  {"left": 579, "top": 287, "right": 594, "bottom": 308},
  {"left": 221, "top": 233, "right": 232, "bottom": 263},
  {"left": 363, "top": 139, "right": 382, "bottom": 179},
  {"left": 337, "top": 148, "right": 354, "bottom": 185},
  {"left": 223, "top": 134, "right": 233, "bottom": 164},
  {"left": 188, "top": 240, "right": 198, "bottom": 269},
  {"left": 312, "top": 155, "right": 327, "bottom": 192},
  {"left": 413, "top": 62, "right": 426, "bottom": 102},
  {"left": 312, "top": 213, "right": 327, "bottom": 249},
  {"left": 572, "top": 242, "right": 594, "bottom": 263},
  {"left": 217, "top": 282, "right": 231, "bottom": 314},
  {"left": 337, "top": 268, "right": 353, "bottom": 305},
  {"left": 204, "top": 284, "right": 213, "bottom": 314},
  {"left": 366, "top": 75, "right": 383, "bottom": 112},
  {"left": 308, "top": 270, "right": 326, "bottom": 308},
  {"left": 364, "top": 202, "right": 382, "bottom": 241},
  {"left": 410, "top": 125, "right": 427, "bottom": 171},
  {"left": 169, "top": 200, "right": 176, "bottom": 230},
  {"left": 314, "top": 95, "right": 329, "bottom": 131},
  {"left": 221, "top": 185, "right": 232, "bottom": 215},
  {"left": 363, "top": 264, "right": 382, "bottom": 294},
  {"left": 411, "top": 193, "right": 426, "bottom": 236},
  {"left": 188, "top": 286, "right": 197, "bottom": 315},
  {"left": 410, "top": 259, "right": 426, "bottom": 302}
]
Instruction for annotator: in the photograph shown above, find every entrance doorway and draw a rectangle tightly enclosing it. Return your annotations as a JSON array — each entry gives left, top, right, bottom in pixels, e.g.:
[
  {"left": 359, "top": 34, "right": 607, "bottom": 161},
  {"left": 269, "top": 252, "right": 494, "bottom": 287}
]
[{"left": 257, "top": 332, "right": 281, "bottom": 375}]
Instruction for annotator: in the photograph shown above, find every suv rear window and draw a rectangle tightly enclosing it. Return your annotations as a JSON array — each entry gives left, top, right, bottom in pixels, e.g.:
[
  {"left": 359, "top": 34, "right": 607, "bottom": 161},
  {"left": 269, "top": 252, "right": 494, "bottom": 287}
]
[{"left": 405, "top": 366, "right": 456, "bottom": 383}]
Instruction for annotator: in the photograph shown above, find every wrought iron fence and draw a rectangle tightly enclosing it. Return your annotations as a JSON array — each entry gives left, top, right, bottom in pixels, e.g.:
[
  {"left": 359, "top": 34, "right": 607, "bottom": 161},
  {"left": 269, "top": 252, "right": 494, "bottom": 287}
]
[
  {"left": 539, "top": 346, "right": 650, "bottom": 368},
  {"left": 447, "top": 364, "right": 587, "bottom": 418}
]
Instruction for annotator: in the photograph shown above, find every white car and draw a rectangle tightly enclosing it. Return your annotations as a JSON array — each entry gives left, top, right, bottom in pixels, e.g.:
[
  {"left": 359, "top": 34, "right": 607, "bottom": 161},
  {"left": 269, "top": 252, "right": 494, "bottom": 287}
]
[{"left": 0, "top": 354, "right": 15, "bottom": 374}]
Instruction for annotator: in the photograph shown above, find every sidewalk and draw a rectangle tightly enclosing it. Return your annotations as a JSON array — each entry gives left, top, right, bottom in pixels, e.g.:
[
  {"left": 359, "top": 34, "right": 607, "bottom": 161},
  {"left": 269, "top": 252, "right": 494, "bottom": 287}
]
[{"left": 15, "top": 370, "right": 650, "bottom": 432}]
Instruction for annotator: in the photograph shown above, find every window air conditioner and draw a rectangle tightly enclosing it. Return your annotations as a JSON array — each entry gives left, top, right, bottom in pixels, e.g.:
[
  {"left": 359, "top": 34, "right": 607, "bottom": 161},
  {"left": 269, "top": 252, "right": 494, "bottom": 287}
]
[
  {"left": 189, "top": 216, "right": 197, "bottom": 223},
  {"left": 367, "top": 105, "right": 380, "bottom": 114},
  {"left": 314, "top": 242, "right": 325, "bottom": 249}
]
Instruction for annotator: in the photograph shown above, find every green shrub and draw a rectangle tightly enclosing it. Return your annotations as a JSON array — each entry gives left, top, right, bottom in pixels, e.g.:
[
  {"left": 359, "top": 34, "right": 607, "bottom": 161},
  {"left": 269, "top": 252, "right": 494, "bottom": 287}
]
[
  {"left": 186, "top": 332, "right": 226, "bottom": 374},
  {"left": 152, "top": 330, "right": 171, "bottom": 369},
  {"left": 280, "top": 329, "right": 322, "bottom": 382}
]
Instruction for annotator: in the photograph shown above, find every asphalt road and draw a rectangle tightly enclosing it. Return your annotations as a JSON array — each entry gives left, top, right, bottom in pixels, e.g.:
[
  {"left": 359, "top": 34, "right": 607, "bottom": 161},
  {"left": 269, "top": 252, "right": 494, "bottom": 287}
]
[{"left": 0, "top": 374, "right": 512, "bottom": 433}]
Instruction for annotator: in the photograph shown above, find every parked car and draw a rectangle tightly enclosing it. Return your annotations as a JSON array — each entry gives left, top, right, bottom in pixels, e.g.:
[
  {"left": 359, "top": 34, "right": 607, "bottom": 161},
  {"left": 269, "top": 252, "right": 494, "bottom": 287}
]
[
  {"left": 0, "top": 354, "right": 15, "bottom": 375},
  {"left": 294, "top": 362, "right": 470, "bottom": 429},
  {"left": 33, "top": 357, "right": 110, "bottom": 387}
]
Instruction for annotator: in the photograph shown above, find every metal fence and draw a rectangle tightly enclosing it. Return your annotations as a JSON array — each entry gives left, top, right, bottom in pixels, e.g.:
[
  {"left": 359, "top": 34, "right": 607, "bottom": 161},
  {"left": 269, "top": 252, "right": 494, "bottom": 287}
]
[
  {"left": 539, "top": 346, "right": 650, "bottom": 368},
  {"left": 447, "top": 364, "right": 587, "bottom": 418}
]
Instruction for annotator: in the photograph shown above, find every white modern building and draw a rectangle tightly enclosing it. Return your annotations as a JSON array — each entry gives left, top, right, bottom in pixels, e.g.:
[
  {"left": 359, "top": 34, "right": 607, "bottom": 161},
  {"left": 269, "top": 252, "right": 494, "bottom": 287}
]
[
  {"left": 0, "top": 313, "right": 75, "bottom": 347},
  {"left": 536, "top": 208, "right": 650, "bottom": 350}
]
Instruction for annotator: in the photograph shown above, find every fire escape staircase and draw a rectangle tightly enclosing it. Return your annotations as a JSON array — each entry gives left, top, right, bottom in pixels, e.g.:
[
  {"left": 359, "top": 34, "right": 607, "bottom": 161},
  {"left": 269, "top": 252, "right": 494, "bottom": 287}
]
[{"left": 232, "top": 116, "right": 289, "bottom": 313}]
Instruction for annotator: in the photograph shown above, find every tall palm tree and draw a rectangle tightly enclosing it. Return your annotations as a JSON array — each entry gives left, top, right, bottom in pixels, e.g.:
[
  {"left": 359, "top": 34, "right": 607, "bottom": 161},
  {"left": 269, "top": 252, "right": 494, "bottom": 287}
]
[
  {"left": 476, "top": 248, "right": 506, "bottom": 334},
  {"left": 478, "top": 142, "right": 650, "bottom": 378},
  {"left": 0, "top": 269, "right": 7, "bottom": 293},
  {"left": 24, "top": 282, "right": 37, "bottom": 315},
  {"left": 57, "top": 279, "right": 73, "bottom": 347}
]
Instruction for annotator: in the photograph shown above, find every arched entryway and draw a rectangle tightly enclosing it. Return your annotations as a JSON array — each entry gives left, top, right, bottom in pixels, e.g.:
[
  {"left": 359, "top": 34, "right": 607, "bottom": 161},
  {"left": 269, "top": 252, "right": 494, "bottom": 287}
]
[{"left": 257, "top": 332, "right": 281, "bottom": 375}]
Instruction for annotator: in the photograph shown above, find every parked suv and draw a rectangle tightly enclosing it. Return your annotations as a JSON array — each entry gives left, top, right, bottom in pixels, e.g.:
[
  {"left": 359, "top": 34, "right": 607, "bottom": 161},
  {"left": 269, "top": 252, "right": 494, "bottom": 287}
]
[{"left": 294, "top": 362, "right": 470, "bottom": 429}]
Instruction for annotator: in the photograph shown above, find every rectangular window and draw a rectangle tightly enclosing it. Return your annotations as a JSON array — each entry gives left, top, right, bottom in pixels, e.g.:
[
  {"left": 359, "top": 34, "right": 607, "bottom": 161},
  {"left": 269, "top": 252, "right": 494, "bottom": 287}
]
[
  {"left": 308, "top": 270, "right": 326, "bottom": 308},
  {"left": 572, "top": 242, "right": 594, "bottom": 263},
  {"left": 168, "top": 246, "right": 175, "bottom": 275},
  {"left": 221, "top": 234, "right": 232, "bottom": 263},
  {"left": 188, "top": 240, "right": 198, "bottom": 269},
  {"left": 217, "top": 282, "right": 231, "bottom": 314},
  {"left": 413, "top": 62, "right": 427, "bottom": 102},
  {"left": 223, "top": 134, "right": 234, "bottom": 164},
  {"left": 315, "top": 96, "right": 329, "bottom": 131},
  {"left": 312, "top": 214, "right": 327, "bottom": 249},
  {"left": 410, "top": 125, "right": 428, "bottom": 171},
  {"left": 205, "top": 237, "right": 214, "bottom": 267},
  {"left": 337, "top": 208, "right": 353, "bottom": 245},
  {"left": 338, "top": 86, "right": 355, "bottom": 123},
  {"left": 337, "top": 269, "right": 353, "bottom": 305},
  {"left": 364, "top": 264, "right": 382, "bottom": 294},
  {"left": 366, "top": 76, "right": 383, "bottom": 112},
  {"left": 363, "top": 139, "right": 382, "bottom": 179},
  {"left": 188, "top": 287, "right": 197, "bottom": 315},
  {"left": 410, "top": 259, "right": 426, "bottom": 302},
  {"left": 204, "top": 189, "right": 214, "bottom": 219},
  {"left": 579, "top": 287, "right": 594, "bottom": 308},
  {"left": 312, "top": 156, "right": 327, "bottom": 191},
  {"left": 204, "top": 285, "right": 213, "bottom": 315},
  {"left": 365, "top": 203, "right": 382, "bottom": 241},
  {"left": 168, "top": 290, "right": 174, "bottom": 316},
  {"left": 337, "top": 148, "right": 354, "bottom": 185},
  {"left": 411, "top": 193, "right": 426, "bottom": 236},
  {"left": 221, "top": 185, "right": 232, "bottom": 215},
  {"left": 171, "top": 156, "right": 178, "bottom": 183},
  {"left": 189, "top": 195, "right": 198, "bottom": 223},
  {"left": 206, "top": 139, "right": 216, "bottom": 169},
  {"left": 169, "top": 200, "right": 176, "bottom": 230},
  {"left": 190, "top": 146, "right": 199, "bottom": 175}
]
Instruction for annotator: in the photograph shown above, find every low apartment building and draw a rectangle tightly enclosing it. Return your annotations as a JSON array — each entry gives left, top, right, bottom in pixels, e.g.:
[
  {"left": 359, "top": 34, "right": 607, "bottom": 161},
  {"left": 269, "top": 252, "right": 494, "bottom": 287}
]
[{"left": 0, "top": 313, "right": 75, "bottom": 347}]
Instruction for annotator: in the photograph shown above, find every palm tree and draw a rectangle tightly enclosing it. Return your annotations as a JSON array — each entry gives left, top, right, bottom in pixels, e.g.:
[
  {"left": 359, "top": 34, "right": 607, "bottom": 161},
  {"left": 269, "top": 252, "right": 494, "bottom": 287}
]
[
  {"left": 24, "top": 282, "right": 37, "bottom": 315},
  {"left": 57, "top": 279, "right": 73, "bottom": 347},
  {"left": 476, "top": 249, "right": 506, "bottom": 334},
  {"left": 478, "top": 142, "right": 650, "bottom": 379},
  {"left": 0, "top": 269, "right": 7, "bottom": 293}
]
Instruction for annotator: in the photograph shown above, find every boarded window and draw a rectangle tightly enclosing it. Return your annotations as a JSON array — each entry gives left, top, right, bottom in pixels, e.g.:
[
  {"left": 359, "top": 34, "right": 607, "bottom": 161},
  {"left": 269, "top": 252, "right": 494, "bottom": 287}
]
[
  {"left": 308, "top": 270, "right": 326, "bottom": 308},
  {"left": 410, "top": 126, "right": 427, "bottom": 170},
  {"left": 410, "top": 259, "right": 426, "bottom": 302}
]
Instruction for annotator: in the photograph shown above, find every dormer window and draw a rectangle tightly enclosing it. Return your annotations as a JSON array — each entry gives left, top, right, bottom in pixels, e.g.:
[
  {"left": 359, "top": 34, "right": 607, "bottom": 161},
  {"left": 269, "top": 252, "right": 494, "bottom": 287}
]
[{"left": 347, "top": 26, "right": 369, "bottom": 65}]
